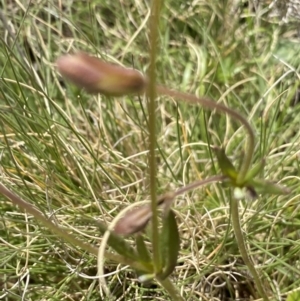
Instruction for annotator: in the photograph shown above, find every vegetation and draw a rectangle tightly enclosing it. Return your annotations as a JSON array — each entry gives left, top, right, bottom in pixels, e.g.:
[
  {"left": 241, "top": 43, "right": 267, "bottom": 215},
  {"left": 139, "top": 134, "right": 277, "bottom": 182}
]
[{"left": 1, "top": 1, "right": 300, "bottom": 300}]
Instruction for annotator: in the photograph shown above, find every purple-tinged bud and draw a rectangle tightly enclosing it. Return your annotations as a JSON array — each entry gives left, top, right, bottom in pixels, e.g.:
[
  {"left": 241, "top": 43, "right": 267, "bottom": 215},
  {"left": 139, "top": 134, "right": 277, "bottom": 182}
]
[
  {"left": 113, "top": 204, "right": 152, "bottom": 236},
  {"left": 113, "top": 192, "right": 175, "bottom": 236},
  {"left": 56, "top": 52, "right": 147, "bottom": 96}
]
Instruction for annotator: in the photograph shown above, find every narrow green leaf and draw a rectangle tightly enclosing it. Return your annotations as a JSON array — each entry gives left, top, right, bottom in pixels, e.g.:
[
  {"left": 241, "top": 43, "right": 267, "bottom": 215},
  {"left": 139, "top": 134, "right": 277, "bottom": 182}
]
[
  {"left": 249, "top": 179, "right": 290, "bottom": 195},
  {"left": 214, "top": 147, "right": 237, "bottom": 180},
  {"left": 243, "top": 159, "right": 265, "bottom": 183},
  {"left": 158, "top": 209, "right": 180, "bottom": 280},
  {"left": 136, "top": 235, "right": 152, "bottom": 263},
  {"left": 108, "top": 232, "right": 139, "bottom": 261}
]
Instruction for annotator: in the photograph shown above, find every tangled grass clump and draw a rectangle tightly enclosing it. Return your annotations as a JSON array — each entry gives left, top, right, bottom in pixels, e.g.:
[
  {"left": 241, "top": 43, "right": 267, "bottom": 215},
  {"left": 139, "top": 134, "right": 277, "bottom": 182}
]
[{"left": 0, "top": 1, "right": 300, "bottom": 300}]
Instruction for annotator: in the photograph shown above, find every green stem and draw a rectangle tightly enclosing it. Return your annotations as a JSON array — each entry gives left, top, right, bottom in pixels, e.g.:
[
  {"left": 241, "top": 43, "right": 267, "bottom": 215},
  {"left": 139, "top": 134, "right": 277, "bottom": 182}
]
[
  {"left": 157, "top": 277, "right": 185, "bottom": 301},
  {"left": 157, "top": 85, "right": 255, "bottom": 184},
  {"left": 0, "top": 182, "right": 146, "bottom": 271},
  {"left": 148, "top": 0, "right": 162, "bottom": 272},
  {"left": 230, "top": 197, "right": 269, "bottom": 301}
]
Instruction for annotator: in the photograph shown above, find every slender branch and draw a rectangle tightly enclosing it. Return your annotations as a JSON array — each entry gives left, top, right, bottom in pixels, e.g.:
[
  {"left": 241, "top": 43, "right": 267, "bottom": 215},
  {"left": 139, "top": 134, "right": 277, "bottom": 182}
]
[
  {"left": 230, "top": 197, "right": 269, "bottom": 301},
  {"left": 148, "top": 0, "right": 162, "bottom": 271},
  {"left": 157, "top": 85, "right": 255, "bottom": 183},
  {"left": 175, "top": 175, "right": 226, "bottom": 197}
]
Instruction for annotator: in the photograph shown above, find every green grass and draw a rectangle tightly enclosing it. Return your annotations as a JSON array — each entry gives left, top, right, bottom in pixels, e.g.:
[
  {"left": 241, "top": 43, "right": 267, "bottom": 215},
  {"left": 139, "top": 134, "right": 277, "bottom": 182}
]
[{"left": 1, "top": 0, "right": 300, "bottom": 300}]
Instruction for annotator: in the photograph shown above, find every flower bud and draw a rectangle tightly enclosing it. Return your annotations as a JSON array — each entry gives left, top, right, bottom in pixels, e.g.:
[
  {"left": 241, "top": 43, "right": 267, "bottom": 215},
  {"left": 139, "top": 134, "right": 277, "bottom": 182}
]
[
  {"left": 113, "top": 204, "right": 152, "bottom": 236},
  {"left": 56, "top": 52, "right": 147, "bottom": 96},
  {"left": 113, "top": 192, "right": 176, "bottom": 236}
]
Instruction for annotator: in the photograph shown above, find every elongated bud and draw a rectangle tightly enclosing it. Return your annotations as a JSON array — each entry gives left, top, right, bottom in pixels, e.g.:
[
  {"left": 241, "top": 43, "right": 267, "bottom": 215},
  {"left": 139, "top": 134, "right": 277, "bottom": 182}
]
[
  {"left": 113, "top": 204, "right": 152, "bottom": 236},
  {"left": 56, "top": 52, "right": 147, "bottom": 96},
  {"left": 113, "top": 192, "right": 175, "bottom": 236}
]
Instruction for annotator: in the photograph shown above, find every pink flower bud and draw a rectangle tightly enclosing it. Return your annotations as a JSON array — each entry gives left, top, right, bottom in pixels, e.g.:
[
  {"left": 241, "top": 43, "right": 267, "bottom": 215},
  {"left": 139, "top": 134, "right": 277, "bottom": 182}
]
[
  {"left": 113, "top": 193, "right": 175, "bottom": 236},
  {"left": 113, "top": 204, "right": 152, "bottom": 236},
  {"left": 56, "top": 52, "right": 147, "bottom": 96}
]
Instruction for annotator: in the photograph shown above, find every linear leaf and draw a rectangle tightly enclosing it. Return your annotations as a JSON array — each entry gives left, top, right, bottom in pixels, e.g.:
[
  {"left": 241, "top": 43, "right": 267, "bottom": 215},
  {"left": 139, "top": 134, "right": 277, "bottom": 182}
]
[
  {"left": 136, "top": 235, "right": 152, "bottom": 264},
  {"left": 214, "top": 147, "right": 237, "bottom": 180},
  {"left": 249, "top": 179, "right": 290, "bottom": 195},
  {"left": 158, "top": 209, "right": 180, "bottom": 279},
  {"left": 243, "top": 159, "right": 265, "bottom": 183}
]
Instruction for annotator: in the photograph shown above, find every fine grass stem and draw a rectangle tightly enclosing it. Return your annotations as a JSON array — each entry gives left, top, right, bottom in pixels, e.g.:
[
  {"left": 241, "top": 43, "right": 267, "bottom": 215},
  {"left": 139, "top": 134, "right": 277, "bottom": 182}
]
[{"left": 231, "top": 197, "right": 270, "bottom": 301}]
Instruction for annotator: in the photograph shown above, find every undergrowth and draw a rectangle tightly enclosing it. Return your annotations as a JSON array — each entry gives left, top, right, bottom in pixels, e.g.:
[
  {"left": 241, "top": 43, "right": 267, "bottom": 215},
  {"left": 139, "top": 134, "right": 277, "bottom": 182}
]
[{"left": 1, "top": 0, "right": 300, "bottom": 300}]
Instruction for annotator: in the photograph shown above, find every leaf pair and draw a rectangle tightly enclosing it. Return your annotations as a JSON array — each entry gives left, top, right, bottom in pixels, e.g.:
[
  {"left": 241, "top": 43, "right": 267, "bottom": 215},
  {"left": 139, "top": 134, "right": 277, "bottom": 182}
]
[
  {"left": 214, "top": 147, "right": 290, "bottom": 198},
  {"left": 135, "top": 209, "right": 180, "bottom": 281}
]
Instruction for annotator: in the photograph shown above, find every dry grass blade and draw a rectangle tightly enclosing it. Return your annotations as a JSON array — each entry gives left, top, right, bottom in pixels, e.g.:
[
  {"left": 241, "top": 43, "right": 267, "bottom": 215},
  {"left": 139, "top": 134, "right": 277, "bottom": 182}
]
[{"left": 0, "top": 1, "right": 299, "bottom": 300}]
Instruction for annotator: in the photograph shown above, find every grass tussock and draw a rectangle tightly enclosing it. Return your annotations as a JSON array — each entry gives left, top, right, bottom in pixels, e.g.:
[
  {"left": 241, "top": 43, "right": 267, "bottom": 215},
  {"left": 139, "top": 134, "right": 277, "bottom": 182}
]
[{"left": 0, "top": 0, "right": 300, "bottom": 300}]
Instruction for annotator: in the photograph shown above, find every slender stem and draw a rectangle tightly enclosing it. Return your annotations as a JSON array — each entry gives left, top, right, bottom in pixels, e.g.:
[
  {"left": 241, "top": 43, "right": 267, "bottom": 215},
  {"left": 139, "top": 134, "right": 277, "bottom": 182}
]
[
  {"left": 230, "top": 197, "right": 269, "bottom": 301},
  {"left": 157, "top": 277, "right": 185, "bottom": 301},
  {"left": 175, "top": 175, "right": 226, "bottom": 197},
  {"left": 148, "top": 0, "right": 162, "bottom": 271},
  {"left": 157, "top": 85, "right": 255, "bottom": 183},
  {"left": 0, "top": 182, "right": 146, "bottom": 271}
]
